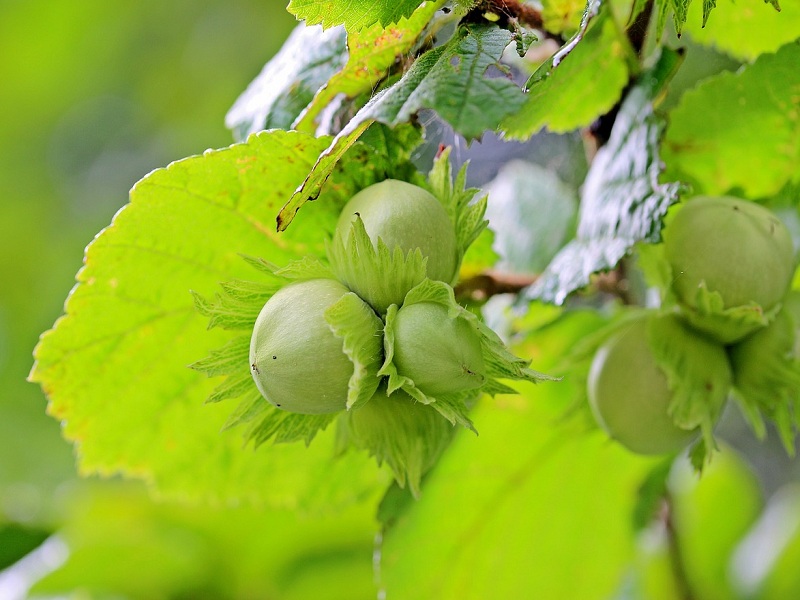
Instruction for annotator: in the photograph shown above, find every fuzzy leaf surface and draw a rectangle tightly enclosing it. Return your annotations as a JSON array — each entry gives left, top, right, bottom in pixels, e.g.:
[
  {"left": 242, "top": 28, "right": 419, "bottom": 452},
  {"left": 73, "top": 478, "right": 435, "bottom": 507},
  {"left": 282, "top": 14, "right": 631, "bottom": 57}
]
[
  {"left": 528, "top": 50, "right": 684, "bottom": 304},
  {"left": 664, "top": 41, "right": 800, "bottom": 199},
  {"left": 29, "top": 130, "right": 390, "bottom": 508}
]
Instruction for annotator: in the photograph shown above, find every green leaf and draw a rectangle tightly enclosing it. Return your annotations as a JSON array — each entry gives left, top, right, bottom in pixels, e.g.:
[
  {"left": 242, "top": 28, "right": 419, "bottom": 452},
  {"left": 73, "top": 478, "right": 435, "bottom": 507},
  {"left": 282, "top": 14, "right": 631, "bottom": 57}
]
[
  {"left": 729, "top": 300, "right": 800, "bottom": 453},
  {"left": 646, "top": 314, "right": 732, "bottom": 461},
  {"left": 345, "top": 390, "right": 456, "bottom": 498},
  {"left": 280, "top": 23, "right": 525, "bottom": 229},
  {"left": 294, "top": 2, "right": 443, "bottom": 132},
  {"left": 683, "top": 0, "right": 798, "bottom": 61},
  {"left": 528, "top": 49, "right": 684, "bottom": 304},
  {"left": 326, "top": 216, "right": 428, "bottom": 315},
  {"left": 663, "top": 41, "right": 800, "bottom": 199},
  {"left": 29, "top": 130, "right": 391, "bottom": 508},
  {"left": 502, "top": 9, "right": 630, "bottom": 138},
  {"left": 657, "top": 0, "right": 691, "bottom": 36},
  {"left": 426, "top": 147, "right": 489, "bottom": 270},
  {"left": 679, "top": 283, "right": 778, "bottom": 344},
  {"left": 325, "top": 292, "right": 385, "bottom": 410},
  {"left": 287, "top": 0, "right": 427, "bottom": 31},
  {"left": 484, "top": 160, "right": 578, "bottom": 273},
  {"left": 225, "top": 24, "right": 347, "bottom": 141},
  {"left": 379, "top": 381, "right": 659, "bottom": 598}
]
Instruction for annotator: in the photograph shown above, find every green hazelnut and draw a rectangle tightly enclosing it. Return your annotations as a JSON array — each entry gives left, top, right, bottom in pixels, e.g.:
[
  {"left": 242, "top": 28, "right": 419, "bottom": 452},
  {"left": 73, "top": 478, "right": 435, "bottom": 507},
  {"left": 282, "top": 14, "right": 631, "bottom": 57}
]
[
  {"left": 335, "top": 179, "right": 459, "bottom": 284},
  {"left": 391, "top": 301, "right": 485, "bottom": 397},
  {"left": 587, "top": 315, "right": 731, "bottom": 455},
  {"left": 664, "top": 196, "right": 795, "bottom": 315},
  {"left": 249, "top": 279, "right": 354, "bottom": 414}
]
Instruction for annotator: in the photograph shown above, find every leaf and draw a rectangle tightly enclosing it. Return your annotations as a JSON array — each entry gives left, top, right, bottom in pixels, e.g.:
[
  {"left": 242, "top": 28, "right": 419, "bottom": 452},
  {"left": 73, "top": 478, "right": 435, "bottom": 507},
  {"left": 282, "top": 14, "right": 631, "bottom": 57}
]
[
  {"left": 225, "top": 24, "right": 347, "bottom": 141},
  {"left": 646, "top": 314, "right": 731, "bottom": 460},
  {"left": 682, "top": 0, "right": 799, "bottom": 61},
  {"left": 663, "top": 41, "right": 800, "bottom": 199},
  {"left": 287, "top": 0, "right": 427, "bottom": 31},
  {"left": 344, "top": 390, "right": 456, "bottom": 498},
  {"left": 658, "top": 0, "right": 691, "bottom": 36},
  {"left": 280, "top": 23, "right": 526, "bottom": 229},
  {"left": 29, "top": 130, "right": 391, "bottom": 508},
  {"left": 427, "top": 147, "right": 489, "bottom": 269},
  {"left": 326, "top": 216, "right": 428, "bottom": 316},
  {"left": 379, "top": 381, "right": 659, "bottom": 599},
  {"left": 294, "top": 2, "right": 443, "bottom": 132},
  {"left": 502, "top": 8, "right": 630, "bottom": 138},
  {"left": 527, "top": 49, "right": 685, "bottom": 304},
  {"left": 484, "top": 160, "right": 578, "bottom": 273},
  {"left": 325, "top": 292, "right": 385, "bottom": 410}
]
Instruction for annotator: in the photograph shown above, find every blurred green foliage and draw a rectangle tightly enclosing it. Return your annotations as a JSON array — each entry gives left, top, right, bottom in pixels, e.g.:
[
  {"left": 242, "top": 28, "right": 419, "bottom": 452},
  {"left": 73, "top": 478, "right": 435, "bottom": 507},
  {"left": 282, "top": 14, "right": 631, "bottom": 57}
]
[{"left": 0, "top": 0, "right": 296, "bottom": 587}]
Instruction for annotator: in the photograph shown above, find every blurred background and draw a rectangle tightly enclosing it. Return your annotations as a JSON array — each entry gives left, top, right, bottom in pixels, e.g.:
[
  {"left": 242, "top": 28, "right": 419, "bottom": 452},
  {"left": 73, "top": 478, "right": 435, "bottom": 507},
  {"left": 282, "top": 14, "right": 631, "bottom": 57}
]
[{"left": 0, "top": 1, "right": 301, "bottom": 596}]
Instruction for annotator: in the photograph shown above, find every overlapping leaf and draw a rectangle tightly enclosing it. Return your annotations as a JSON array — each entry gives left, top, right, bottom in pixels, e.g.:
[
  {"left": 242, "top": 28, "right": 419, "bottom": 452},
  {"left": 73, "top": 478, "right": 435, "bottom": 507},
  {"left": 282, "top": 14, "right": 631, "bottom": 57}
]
[
  {"left": 663, "top": 41, "right": 800, "bottom": 199},
  {"left": 225, "top": 24, "right": 347, "bottom": 141},
  {"left": 280, "top": 22, "right": 526, "bottom": 230},
  {"left": 29, "top": 130, "right": 393, "bottom": 508},
  {"left": 294, "top": 2, "right": 442, "bottom": 132},
  {"left": 528, "top": 49, "right": 684, "bottom": 304},
  {"left": 502, "top": 8, "right": 630, "bottom": 138}
]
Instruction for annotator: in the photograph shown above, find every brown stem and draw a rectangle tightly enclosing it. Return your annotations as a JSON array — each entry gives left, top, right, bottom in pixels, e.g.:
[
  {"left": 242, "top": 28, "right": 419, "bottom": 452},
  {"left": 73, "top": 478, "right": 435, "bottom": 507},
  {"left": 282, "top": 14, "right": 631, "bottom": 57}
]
[
  {"left": 454, "top": 268, "right": 636, "bottom": 304},
  {"left": 455, "top": 271, "right": 537, "bottom": 301}
]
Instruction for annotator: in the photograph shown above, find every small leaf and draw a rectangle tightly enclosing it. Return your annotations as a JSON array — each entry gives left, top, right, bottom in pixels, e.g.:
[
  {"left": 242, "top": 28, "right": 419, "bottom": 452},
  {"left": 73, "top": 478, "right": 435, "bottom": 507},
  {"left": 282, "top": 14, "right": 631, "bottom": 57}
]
[
  {"left": 427, "top": 148, "right": 489, "bottom": 269},
  {"left": 225, "top": 24, "right": 347, "bottom": 141},
  {"left": 189, "top": 335, "right": 250, "bottom": 378},
  {"left": 381, "top": 279, "right": 557, "bottom": 405},
  {"left": 646, "top": 314, "right": 731, "bottom": 462},
  {"left": 247, "top": 409, "right": 338, "bottom": 447},
  {"left": 528, "top": 48, "right": 685, "bottom": 304},
  {"left": 679, "top": 283, "right": 778, "bottom": 344},
  {"left": 346, "top": 389, "right": 455, "bottom": 498},
  {"left": 729, "top": 301, "right": 800, "bottom": 455}
]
